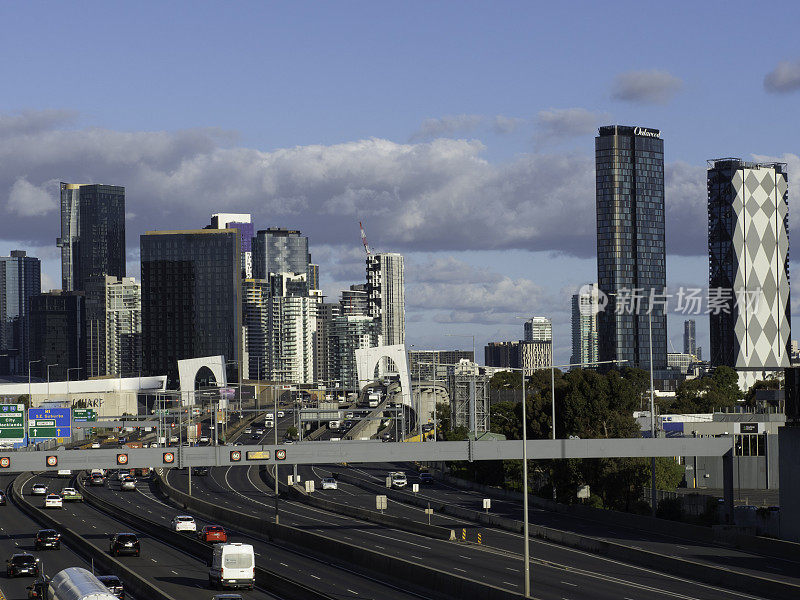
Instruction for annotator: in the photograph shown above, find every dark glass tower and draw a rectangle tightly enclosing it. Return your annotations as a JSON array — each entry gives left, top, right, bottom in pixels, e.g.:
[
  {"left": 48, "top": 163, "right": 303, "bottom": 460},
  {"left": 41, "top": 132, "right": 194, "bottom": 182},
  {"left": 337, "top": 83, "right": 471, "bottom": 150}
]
[
  {"left": 252, "top": 228, "right": 309, "bottom": 279},
  {"left": 140, "top": 229, "right": 242, "bottom": 387},
  {"left": 57, "top": 182, "right": 126, "bottom": 292},
  {"left": 596, "top": 125, "right": 667, "bottom": 370},
  {"left": 28, "top": 291, "right": 86, "bottom": 381},
  {"left": 0, "top": 250, "right": 41, "bottom": 374}
]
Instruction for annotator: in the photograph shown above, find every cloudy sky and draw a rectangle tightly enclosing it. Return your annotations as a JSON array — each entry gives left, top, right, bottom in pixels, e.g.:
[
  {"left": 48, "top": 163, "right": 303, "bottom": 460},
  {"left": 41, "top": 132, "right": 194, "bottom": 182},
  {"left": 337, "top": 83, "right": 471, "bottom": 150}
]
[{"left": 2, "top": 1, "right": 800, "bottom": 364}]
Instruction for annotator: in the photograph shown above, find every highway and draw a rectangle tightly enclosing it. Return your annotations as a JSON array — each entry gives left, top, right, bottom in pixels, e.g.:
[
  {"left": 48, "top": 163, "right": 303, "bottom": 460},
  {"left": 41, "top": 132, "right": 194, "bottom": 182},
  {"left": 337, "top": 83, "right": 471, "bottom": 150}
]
[{"left": 163, "top": 416, "right": 770, "bottom": 600}]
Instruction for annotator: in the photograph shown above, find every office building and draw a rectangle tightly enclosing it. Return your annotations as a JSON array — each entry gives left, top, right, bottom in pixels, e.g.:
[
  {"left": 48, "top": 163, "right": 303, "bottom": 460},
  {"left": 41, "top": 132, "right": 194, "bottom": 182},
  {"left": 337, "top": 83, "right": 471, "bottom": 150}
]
[
  {"left": 28, "top": 291, "right": 86, "bottom": 381},
  {"left": 667, "top": 352, "right": 696, "bottom": 374},
  {"left": 140, "top": 229, "right": 242, "bottom": 387},
  {"left": 0, "top": 250, "right": 41, "bottom": 374},
  {"left": 252, "top": 228, "right": 310, "bottom": 281},
  {"left": 708, "top": 159, "right": 791, "bottom": 372},
  {"left": 521, "top": 340, "right": 552, "bottom": 375},
  {"left": 211, "top": 213, "right": 254, "bottom": 279},
  {"left": 484, "top": 341, "right": 521, "bottom": 370},
  {"left": 684, "top": 320, "right": 696, "bottom": 356},
  {"left": 308, "top": 263, "right": 320, "bottom": 291},
  {"left": 340, "top": 284, "right": 369, "bottom": 316},
  {"left": 366, "top": 252, "right": 405, "bottom": 346},
  {"left": 524, "top": 317, "right": 552, "bottom": 343},
  {"left": 596, "top": 125, "right": 667, "bottom": 370},
  {"left": 315, "top": 302, "right": 341, "bottom": 386},
  {"left": 85, "top": 276, "right": 141, "bottom": 378},
  {"left": 571, "top": 283, "right": 599, "bottom": 367},
  {"left": 57, "top": 182, "right": 126, "bottom": 292}
]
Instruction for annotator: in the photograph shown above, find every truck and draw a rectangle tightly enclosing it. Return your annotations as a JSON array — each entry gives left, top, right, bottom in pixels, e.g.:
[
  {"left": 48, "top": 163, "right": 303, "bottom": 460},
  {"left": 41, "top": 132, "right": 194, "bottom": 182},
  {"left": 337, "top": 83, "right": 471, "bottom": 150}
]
[
  {"left": 328, "top": 420, "right": 341, "bottom": 430},
  {"left": 368, "top": 393, "right": 380, "bottom": 408}
]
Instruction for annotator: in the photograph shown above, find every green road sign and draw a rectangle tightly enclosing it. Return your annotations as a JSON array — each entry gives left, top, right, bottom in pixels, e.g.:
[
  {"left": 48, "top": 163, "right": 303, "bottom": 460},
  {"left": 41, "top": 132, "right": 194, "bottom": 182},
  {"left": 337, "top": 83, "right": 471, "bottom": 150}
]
[
  {"left": 0, "top": 404, "right": 24, "bottom": 440},
  {"left": 73, "top": 408, "right": 97, "bottom": 422}
]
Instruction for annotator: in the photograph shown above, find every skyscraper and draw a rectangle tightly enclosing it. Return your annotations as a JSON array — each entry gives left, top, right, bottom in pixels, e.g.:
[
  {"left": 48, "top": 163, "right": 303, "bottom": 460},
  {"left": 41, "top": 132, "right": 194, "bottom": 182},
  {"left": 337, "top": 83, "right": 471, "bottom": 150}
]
[
  {"left": 57, "top": 183, "right": 126, "bottom": 292},
  {"left": 596, "top": 125, "right": 667, "bottom": 370},
  {"left": 340, "top": 284, "right": 368, "bottom": 316},
  {"left": 85, "top": 275, "right": 141, "bottom": 378},
  {"left": 28, "top": 291, "right": 86, "bottom": 381},
  {"left": 211, "top": 213, "right": 254, "bottom": 279},
  {"left": 366, "top": 253, "right": 405, "bottom": 346},
  {"left": 0, "top": 250, "right": 41, "bottom": 374},
  {"left": 140, "top": 229, "right": 242, "bottom": 387},
  {"left": 252, "top": 228, "right": 309, "bottom": 281},
  {"left": 571, "top": 283, "right": 599, "bottom": 367},
  {"left": 683, "top": 320, "right": 696, "bottom": 356},
  {"left": 708, "top": 159, "right": 790, "bottom": 371},
  {"left": 524, "top": 317, "right": 552, "bottom": 343}
]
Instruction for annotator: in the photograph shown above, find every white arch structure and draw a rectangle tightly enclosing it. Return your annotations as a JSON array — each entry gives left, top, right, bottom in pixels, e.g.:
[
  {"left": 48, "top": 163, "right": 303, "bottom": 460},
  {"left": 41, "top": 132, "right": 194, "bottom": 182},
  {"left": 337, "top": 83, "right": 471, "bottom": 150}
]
[
  {"left": 177, "top": 355, "right": 228, "bottom": 405},
  {"left": 355, "top": 344, "right": 412, "bottom": 407}
]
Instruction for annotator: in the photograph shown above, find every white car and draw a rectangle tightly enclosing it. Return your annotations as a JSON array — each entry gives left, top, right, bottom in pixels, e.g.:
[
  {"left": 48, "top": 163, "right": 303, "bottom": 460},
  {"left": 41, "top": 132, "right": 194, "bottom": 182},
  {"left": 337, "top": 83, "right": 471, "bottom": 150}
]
[
  {"left": 171, "top": 515, "right": 197, "bottom": 532},
  {"left": 390, "top": 472, "right": 408, "bottom": 488},
  {"left": 244, "top": 428, "right": 252, "bottom": 434},
  {"left": 31, "top": 483, "right": 48, "bottom": 496},
  {"left": 320, "top": 477, "right": 338, "bottom": 490},
  {"left": 44, "top": 494, "right": 63, "bottom": 508},
  {"left": 90, "top": 442, "right": 101, "bottom": 449},
  {"left": 256, "top": 429, "right": 264, "bottom": 435},
  {"left": 121, "top": 478, "right": 136, "bottom": 491},
  {"left": 277, "top": 411, "right": 285, "bottom": 418}
]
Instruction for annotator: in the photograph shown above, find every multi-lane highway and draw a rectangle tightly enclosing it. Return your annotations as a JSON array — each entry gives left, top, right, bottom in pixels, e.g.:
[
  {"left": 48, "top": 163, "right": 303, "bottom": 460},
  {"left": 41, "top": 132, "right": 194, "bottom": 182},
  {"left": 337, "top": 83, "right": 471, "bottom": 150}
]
[{"left": 161, "top": 414, "right": 771, "bottom": 600}]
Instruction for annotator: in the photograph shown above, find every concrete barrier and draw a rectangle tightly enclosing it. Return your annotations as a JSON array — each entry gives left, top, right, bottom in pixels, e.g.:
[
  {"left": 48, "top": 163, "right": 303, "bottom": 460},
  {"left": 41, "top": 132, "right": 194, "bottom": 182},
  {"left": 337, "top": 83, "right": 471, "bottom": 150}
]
[
  {"left": 75, "top": 475, "right": 334, "bottom": 600},
  {"left": 157, "top": 472, "right": 527, "bottom": 600},
  {"left": 10, "top": 474, "right": 179, "bottom": 600},
  {"left": 335, "top": 471, "right": 800, "bottom": 600}
]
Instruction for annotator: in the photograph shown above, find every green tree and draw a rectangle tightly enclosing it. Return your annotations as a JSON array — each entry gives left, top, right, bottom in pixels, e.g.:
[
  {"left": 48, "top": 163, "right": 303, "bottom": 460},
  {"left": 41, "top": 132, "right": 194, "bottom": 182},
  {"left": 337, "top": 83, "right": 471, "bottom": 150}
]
[
  {"left": 489, "top": 371, "right": 522, "bottom": 390},
  {"left": 671, "top": 366, "right": 742, "bottom": 414}
]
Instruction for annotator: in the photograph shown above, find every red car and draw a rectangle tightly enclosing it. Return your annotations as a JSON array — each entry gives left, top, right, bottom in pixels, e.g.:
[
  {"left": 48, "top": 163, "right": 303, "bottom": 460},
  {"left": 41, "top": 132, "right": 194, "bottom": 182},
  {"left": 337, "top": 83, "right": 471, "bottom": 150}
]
[{"left": 198, "top": 525, "right": 227, "bottom": 543}]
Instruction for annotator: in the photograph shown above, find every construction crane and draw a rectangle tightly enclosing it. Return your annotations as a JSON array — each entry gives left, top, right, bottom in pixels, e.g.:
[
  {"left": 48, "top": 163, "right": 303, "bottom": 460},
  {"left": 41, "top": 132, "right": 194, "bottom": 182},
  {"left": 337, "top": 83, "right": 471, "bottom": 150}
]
[{"left": 359, "top": 221, "right": 372, "bottom": 255}]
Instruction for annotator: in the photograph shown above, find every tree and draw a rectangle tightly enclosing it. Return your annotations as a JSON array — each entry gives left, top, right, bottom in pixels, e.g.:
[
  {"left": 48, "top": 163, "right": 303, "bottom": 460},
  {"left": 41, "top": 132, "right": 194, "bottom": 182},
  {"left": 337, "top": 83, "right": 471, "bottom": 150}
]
[
  {"left": 285, "top": 426, "right": 298, "bottom": 439},
  {"left": 489, "top": 371, "right": 522, "bottom": 390},
  {"left": 671, "top": 366, "right": 742, "bottom": 414}
]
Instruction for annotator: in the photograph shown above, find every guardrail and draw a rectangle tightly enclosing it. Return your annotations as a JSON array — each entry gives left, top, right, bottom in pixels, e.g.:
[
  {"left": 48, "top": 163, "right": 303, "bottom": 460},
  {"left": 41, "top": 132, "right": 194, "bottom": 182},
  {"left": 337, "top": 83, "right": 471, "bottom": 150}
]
[
  {"left": 335, "top": 471, "right": 800, "bottom": 600},
  {"left": 157, "top": 470, "right": 527, "bottom": 600},
  {"left": 9, "top": 474, "right": 179, "bottom": 600},
  {"left": 74, "top": 475, "right": 334, "bottom": 600},
  {"left": 259, "top": 465, "right": 456, "bottom": 541}
]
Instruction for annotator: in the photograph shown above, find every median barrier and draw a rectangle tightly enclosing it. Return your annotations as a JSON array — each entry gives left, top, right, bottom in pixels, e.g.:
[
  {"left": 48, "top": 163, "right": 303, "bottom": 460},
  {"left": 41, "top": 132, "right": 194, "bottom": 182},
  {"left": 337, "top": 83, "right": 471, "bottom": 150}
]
[
  {"left": 334, "top": 471, "right": 800, "bottom": 600},
  {"left": 10, "top": 474, "right": 179, "bottom": 600},
  {"left": 75, "top": 475, "right": 334, "bottom": 600},
  {"left": 157, "top": 471, "right": 527, "bottom": 600}
]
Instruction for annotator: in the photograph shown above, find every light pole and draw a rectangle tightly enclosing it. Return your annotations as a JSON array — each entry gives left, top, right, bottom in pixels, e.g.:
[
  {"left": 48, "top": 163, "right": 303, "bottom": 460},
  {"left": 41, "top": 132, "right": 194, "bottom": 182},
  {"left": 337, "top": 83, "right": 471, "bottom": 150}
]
[
  {"left": 67, "top": 367, "right": 81, "bottom": 397},
  {"left": 46, "top": 364, "right": 59, "bottom": 400},
  {"left": 648, "top": 312, "right": 657, "bottom": 517}
]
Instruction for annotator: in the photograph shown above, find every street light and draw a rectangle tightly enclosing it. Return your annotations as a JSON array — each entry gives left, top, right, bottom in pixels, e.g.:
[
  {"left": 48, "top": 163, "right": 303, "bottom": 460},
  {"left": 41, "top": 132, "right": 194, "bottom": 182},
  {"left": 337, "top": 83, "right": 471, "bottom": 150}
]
[
  {"left": 46, "top": 364, "right": 59, "bottom": 401},
  {"left": 67, "top": 367, "right": 82, "bottom": 397}
]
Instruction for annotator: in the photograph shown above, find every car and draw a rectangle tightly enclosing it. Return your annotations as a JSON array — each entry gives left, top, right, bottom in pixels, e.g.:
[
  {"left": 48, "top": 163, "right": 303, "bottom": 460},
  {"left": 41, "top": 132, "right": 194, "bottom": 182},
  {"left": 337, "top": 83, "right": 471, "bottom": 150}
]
[
  {"left": 284, "top": 439, "right": 293, "bottom": 444},
  {"left": 256, "top": 429, "right": 264, "bottom": 435},
  {"left": 320, "top": 477, "right": 338, "bottom": 490},
  {"left": 0, "top": 490, "right": 6, "bottom": 505},
  {"left": 390, "top": 472, "right": 407, "bottom": 488},
  {"left": 244, "top": 428, "right": 252, "bottom": 434},
  {"left": 171, "top": 515, "right": 197, "bottom": 532},
  {"left": 96, "top": 575, "right": 125, "bottom": 600},
  {"left": 6, "top": 553, "right": 40, "bottom": 577},
  {"left": 31, "top": 483, "right": 47, "bottom": 496},
  {"left": 61, "top": 487, "right": 83, "bottom": 502},
  {"left": 34, "top": 529, "right": 61, "bottom": 550},
  {"left": 109, "top": 533, "right": 140, "bottom": 557},
  {"left": 251, "top": 432, "right": 259, "bottom": 439},
  {"left": 90, "top": 442, "right": 101, "bottom": 449},
  {"left": 419, "top": 471, "right": 434, "bottom": 484},
  {"left": 198, "top": 525, "right": 228, "bottom": 542},
  {"left": 90, "top": 475, "right": 106, "bottom": 486},
  {"left": 44, "top": 494, "right": 63, "bottom": 508},
  {"left": 121, "top": 478, "right": 136, "bottom": 491},
  {"left": 192, "top": 466, "right": 210, "bottom": 476},
  {"left": 277, "top": 411, "right": 285, "bottom": 418},
  {"left": 421, "top": 423, "right": 434, "bottom": 433},
  {"left": 199, "top": 436, "right": 210, "bottom": 445}
]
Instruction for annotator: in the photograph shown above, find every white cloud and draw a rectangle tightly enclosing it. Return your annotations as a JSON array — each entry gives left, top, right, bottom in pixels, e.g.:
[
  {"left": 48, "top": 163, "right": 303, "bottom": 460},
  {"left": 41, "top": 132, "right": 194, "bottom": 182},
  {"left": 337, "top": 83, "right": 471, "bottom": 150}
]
[
  {"left": 0, "top": 110, "right": 77, "bottom": 137},
  {"left": 7, "top": 178, "right": 58, "bottom": 217},
  {"left": 611, "top": 69, "right": 683, "bottom": 104},
  {"left": 492, "top": 115, "right": 527, "bottom": 135},
  {"left": 409, "top": 114, "right": 484, "bottom": 141},
  {"left": 764, "top": 60, "right": 800, "bottom": 93}
]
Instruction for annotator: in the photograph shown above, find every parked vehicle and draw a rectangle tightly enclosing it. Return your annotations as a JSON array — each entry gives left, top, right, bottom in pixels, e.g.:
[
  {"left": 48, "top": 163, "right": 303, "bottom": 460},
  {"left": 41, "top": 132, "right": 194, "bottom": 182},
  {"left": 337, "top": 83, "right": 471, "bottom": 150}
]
[{"left": 208, "top": 543, "right": 255, "bottom": 590}]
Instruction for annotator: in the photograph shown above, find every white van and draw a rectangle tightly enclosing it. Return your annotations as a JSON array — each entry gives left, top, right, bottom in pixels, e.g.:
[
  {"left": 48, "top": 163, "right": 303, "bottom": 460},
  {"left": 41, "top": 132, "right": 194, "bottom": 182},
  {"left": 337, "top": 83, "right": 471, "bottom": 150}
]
[
  {"left": 57, "top": 469, "right": 72, "bottom": 478},
  {"left": 208, "top": 543, "right": 255, "bottom": 590}
]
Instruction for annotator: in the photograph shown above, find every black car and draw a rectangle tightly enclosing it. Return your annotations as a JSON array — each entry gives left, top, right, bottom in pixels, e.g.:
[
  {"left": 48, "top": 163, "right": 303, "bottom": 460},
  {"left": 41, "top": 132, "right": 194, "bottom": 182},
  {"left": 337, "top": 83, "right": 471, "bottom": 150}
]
[
  {"left": 0, "top": 490, "right": 6, "bottom": 505},
  {"left": 34, "top": 529, "right": 61, "bottom": 550},
  {"left": 418, "top": 472, "right": 434, "bottom": 484},
  {"left": 96, "top": 575, "right": 125, "bottom": 599},
  {"left": 109, "top": 533, "right": 140, "bottom": 557},
  {"left": 191, "top": 467, "right": 209, "bottom": 476},
  {"left": 26, "top": 576, "right": 49, "bottom": 599},
  {"left": 6, "top": 553, "right": 40, "bottom": 577}
]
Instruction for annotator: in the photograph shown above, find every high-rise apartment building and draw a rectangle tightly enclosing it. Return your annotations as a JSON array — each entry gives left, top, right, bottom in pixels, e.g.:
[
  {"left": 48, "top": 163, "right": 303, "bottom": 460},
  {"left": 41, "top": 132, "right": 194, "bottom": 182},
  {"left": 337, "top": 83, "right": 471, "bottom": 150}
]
[
  {"left": 57, "top": 182, "right": 126, "bottom": 292},
  {"left": 520, "top": 341, "right": 552, "bottom": 375},
  {"left": 571, "top": 283, "right": 599, "bottom": 367},
  {"left": 85, "top": 276, "right": 141, "bottom": 378},
  {"left": 243, "top": 279, "right": 270, "bottom": 380},
  {"left": 408, "top": 349, "right": 474, "bottom": 379},
  {"left": 252, "top": 228, "right": 310, "bottom": 281},
  {"left": 340, "top": 284, "right": 368, "bottom": 316},
  {"left": 366, "top": 253, "right": 405, "bottom": 346},
  {"left": 0, "top": 250, "right": 41, "bottom": 374},
  {"left": 684, "top": 320, "right": 697, "bottom": 356},
  {"left": 267, "top": 291, "right": 318, "bottom": 385},
  {"left": 211, "top": 213, "right": 254, "bottom": 279},
  {"left": 485, "top": 341, "right": 521, "bottom": 370},
  {"left": 315, "top": 302, "right": 341, "bottom": 386},
  {"left": 140, "top": 229, "right": 242, "bottom": 387},
  {"left": 596, "top": 125, "right": 667, "bottom": 370},
  {"left": 28, "top": 291, "right": 86, "bottom": 381},
  {"left": 524, "top": 317, "right": 552, "bottom": 343},
  {"left": 708, "top": 159, "right": 791, "bottom": 371},
  {"left": 329, "top": 315, "right": 381, "bottom": 390}
]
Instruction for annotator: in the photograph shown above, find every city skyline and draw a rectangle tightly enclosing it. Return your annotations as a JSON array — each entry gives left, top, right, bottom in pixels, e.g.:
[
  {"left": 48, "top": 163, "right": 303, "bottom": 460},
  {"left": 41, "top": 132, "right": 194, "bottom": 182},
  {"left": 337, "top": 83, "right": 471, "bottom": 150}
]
[{"left": 2, "top": 2, "right": 800, "bottom": 366}]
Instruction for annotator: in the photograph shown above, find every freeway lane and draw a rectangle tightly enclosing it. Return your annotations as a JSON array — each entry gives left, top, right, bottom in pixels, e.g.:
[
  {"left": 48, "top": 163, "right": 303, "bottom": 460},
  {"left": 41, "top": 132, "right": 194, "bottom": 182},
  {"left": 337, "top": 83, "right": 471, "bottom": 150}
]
[
  {"left": 0, "top": 475, "right": 106, "bottom": 600},
  {"left": 166, "top": 423, "right": 767, "bottom": 600},
  {"left": 17, "top": 472, "right": 284, "bottom": 600},
  {"left": 89, "top": 470, "right": 429, "bottom": 600},
  {"left": 331, "top": 462, "right": 800, "bottom": 588}
]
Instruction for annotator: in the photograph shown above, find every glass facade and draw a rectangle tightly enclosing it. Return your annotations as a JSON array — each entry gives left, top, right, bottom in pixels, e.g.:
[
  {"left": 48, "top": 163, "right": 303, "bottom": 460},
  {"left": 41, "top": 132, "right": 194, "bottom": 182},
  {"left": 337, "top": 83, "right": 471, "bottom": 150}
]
[
  {"left": 252, "top": 228, "right": 309, "bottom": 280},
  {"left": 0, "top": 250, "right": 41, "bottom": 374},
  {"left": 28, "top": 291, "right": 86, "bottom": 381},
  {"left": 140, "top": 230, "right": 241, "bottom": 387},
  {"left": 596, "top": 125, "right": 667, "bottom": 369},
  {"left": 57, "top": 183, "right": 126, "bottom": 292}
]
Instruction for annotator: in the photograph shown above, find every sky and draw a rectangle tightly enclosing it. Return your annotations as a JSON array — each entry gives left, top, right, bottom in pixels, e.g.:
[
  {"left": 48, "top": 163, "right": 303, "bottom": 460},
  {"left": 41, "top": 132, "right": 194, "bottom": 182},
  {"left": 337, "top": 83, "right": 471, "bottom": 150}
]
[{"left": 1, "top": 1, "right": 800, "bottom": 365}]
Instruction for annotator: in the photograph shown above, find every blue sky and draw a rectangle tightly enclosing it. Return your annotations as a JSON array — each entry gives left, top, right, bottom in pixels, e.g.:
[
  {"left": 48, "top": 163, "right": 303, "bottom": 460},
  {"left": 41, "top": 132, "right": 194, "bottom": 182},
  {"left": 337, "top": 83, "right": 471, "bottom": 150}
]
[{"left": 1, "top": 1, "right": 799, "bottom": 364}]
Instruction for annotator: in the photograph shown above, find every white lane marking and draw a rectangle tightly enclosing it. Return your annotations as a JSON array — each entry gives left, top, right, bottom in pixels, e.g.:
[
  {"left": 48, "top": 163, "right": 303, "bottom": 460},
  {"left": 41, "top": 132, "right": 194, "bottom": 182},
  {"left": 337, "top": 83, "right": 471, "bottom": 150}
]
[{"left": 561, "top": 581, "right": 578, "bottom": 587}]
